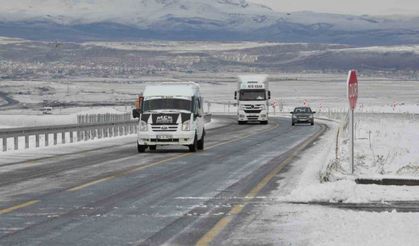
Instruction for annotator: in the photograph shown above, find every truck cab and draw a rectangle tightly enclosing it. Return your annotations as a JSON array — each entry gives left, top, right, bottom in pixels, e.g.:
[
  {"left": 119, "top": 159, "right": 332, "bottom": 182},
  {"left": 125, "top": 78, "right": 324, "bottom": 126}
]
[
  {"left": 133, "top": 82, "right": 205, "bottom": 153},
  {"left": 235, "top": 75, "right": 271, "bottom": 125}
]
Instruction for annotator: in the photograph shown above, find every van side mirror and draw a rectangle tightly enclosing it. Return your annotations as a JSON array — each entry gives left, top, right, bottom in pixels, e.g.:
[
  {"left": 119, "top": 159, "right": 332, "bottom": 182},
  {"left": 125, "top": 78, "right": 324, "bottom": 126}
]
[
  {"left": 268, "top": 91, "right": 271, "bottom": 99},
  {"left": 132, "top": 109, "right": 140, "bottom": 118},
  {"left": 290, "top": 112, "right": 294, "bottom": 114},
  {"left": 312, "top": 111, "right": 316, "bottom": 114},
  {"left": 234, "top": 91, "right": 237, "bottom": 100}
]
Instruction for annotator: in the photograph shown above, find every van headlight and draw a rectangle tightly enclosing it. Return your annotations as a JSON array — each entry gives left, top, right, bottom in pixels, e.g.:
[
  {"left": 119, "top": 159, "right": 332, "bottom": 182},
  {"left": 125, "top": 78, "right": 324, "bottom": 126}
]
[
  {"left": 139, "top": 121, "right": 148, "bottom": 132},
  {"left": 182, "top": 120, "right": 191, "bottom": 131}
]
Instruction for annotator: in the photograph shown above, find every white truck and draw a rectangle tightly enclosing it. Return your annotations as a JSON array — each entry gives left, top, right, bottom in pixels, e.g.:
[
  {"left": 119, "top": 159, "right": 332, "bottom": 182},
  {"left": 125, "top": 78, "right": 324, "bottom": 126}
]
[
  {"left": 235, "top": 75, "right": 271, "bottom": 125},
  {"left": 132, "top": 82, "right": 205, "bottom": 153}
]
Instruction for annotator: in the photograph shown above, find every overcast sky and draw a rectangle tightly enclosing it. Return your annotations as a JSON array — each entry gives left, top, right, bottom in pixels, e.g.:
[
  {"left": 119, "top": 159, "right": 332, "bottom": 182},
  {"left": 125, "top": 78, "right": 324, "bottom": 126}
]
[{"left": 250, "top": 0, "right": 419, "bottom": 16}]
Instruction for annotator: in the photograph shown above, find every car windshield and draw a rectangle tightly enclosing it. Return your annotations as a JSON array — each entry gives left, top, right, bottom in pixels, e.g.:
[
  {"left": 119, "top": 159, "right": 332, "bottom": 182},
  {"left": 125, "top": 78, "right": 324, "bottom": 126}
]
[
  {"left": 143, "top": 98, "right": 192, "bottom": 112},
  {"left": 239, "top": 89, "right": 266, "bottom": 101},
  {"left": 294, "top": 107, "right": 312, "bottom": 113}
]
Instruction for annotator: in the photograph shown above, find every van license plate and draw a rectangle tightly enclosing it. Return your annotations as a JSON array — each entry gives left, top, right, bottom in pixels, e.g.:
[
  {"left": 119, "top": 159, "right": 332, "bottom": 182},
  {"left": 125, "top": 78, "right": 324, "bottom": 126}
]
[{"left": 157, "top": 135, "right": 171, "bottom": 140}]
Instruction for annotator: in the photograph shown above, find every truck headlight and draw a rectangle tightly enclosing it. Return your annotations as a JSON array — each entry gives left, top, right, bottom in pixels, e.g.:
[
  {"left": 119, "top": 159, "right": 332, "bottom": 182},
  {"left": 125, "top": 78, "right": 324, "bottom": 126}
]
[
  {"left": 182, "top": 120, "right": 191, "bottom": 131},
  {"left": 260, "top": 104, "right": 266, "bottom": 110},
  {"left": 139, "top": 121, "right": 148, "bottom": 132}
]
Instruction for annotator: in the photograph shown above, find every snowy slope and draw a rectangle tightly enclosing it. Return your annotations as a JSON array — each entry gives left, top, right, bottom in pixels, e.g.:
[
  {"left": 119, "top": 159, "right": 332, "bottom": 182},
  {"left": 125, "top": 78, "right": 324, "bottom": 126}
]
[{"left": 1, "top": 0, "right": 419, "bottom": 44}]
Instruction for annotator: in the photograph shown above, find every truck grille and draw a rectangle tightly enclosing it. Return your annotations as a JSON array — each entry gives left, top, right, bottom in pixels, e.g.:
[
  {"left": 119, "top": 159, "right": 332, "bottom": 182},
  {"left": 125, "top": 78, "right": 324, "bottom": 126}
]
[
  {"left": 151, "top": 125, "right": 178, "bottom": 132},
  {"left": 244, "top": 110, "right": 262, "bottom": 114},
  {"left": 243, "top": 104, "right": 264, "bottom": 110}
]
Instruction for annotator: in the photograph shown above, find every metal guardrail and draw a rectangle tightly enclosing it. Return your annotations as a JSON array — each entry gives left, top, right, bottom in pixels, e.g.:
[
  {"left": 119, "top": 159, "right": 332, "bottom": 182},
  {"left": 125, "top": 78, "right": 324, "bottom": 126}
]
[{"left": 0, "top": 120, "right": 138, "bottom": 152}]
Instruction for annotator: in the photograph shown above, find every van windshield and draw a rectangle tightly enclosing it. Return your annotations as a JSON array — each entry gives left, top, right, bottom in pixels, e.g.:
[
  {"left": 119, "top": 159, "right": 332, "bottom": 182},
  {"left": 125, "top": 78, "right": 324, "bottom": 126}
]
[
  {"left": 142, "top": 99, "right": 192, "bottom": 112},
  {"left": 239, "top": 89, "right": 266, "bottom": 101}
]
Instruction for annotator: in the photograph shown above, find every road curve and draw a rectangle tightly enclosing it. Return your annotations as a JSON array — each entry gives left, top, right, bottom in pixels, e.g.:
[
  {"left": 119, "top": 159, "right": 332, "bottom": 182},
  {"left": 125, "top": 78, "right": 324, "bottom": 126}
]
[
  {"left": 0, "top": 116, "right": 325, "bottom": 246},
  {"left": 0, "top": 91, "right": 19, "bottom": 109}
]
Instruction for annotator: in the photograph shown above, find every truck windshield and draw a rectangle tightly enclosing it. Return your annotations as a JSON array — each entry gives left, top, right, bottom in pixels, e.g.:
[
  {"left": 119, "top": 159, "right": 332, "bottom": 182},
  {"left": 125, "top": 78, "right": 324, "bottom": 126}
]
[
  {"left": 239, "top": 90, "right": 266, "bottom": 101},
  {"left": 142, "top": 99, "right": 192, "bottom": 112}
]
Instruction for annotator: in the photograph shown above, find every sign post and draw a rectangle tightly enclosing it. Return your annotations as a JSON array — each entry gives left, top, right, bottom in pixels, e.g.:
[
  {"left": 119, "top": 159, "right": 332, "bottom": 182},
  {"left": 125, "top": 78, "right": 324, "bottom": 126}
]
[{"left": 347, "top": 70, "right": 358, "bottom": 174}]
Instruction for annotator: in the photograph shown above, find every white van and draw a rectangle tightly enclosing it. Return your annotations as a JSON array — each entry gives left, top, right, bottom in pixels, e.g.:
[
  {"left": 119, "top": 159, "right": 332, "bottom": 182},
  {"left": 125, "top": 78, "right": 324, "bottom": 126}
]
[{"left": 133, "top": 82, "right": 205, "bottom": 153}]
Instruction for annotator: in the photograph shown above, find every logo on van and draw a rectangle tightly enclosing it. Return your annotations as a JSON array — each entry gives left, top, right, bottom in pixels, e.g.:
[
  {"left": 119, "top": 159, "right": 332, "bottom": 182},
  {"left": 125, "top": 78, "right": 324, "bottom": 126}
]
[{"left": 156, "top": 115, "right": 173, "bottom": 124}]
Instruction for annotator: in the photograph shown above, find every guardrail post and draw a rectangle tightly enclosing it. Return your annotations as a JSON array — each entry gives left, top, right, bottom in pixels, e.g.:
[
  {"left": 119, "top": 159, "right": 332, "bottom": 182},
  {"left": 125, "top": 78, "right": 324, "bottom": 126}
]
[
  {"left": 2, "top": 137, "right": 7, "bottom": 152},
  {"left": 25, "top": 135, "right": 29, "bottom": 149},
  {"left": 70, "top": 131, "right": 74, "bottom": 143},
  {"left": 53, "top": 133, "right": 58, "bottom": 145},
  {"left": 14, "top": 136, "right": 18, "bottom": 150},
  {"left": 84, "top": 130, "right": 88, "bottom": 141},
  {"left": 36, "top": 134, "right": 40, "bottom": 148},
  {"left": 45, "top": 133, "right": 49, "bottom": 146},
  {"left": 62, "top": 132, "right": 66, "bottom": 144}
]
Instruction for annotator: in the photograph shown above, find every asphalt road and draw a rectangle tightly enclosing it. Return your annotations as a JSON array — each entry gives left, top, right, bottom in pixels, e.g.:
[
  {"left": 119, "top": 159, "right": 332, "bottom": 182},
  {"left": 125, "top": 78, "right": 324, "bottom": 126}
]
[
  {"left": 0, "top": 91, "right": 19, "bottom": 109},
  {"left": 0, "top": 116, "right": 325, "bottom": 246}
]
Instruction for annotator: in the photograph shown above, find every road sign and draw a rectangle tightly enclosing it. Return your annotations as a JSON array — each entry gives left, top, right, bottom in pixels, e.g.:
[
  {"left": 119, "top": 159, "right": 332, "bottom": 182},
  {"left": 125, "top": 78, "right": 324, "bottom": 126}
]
[
  {"left": 347, "top": 70, "right": 358, "bottom": 110},
  {"left": 346, "top": 69, "right": 358, "bottom": 174}
]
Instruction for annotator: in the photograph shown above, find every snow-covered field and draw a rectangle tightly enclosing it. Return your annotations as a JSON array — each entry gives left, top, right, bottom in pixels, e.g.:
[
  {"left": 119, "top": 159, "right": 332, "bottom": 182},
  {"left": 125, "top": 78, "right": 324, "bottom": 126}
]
[{"left": 84, "top": 41, "right": 280, "bottom": 52}]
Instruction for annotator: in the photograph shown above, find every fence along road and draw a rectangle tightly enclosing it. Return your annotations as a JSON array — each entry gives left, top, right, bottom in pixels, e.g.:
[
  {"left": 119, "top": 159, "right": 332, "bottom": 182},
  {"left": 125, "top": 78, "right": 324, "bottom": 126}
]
[{"left": 0, "top": 113, "right": 136, "bottom": 152}]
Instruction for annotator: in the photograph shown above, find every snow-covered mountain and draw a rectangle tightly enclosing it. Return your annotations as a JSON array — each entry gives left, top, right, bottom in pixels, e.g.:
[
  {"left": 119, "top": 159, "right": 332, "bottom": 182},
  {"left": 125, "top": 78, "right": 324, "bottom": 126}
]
[{"left": 1, "top": 0, "right": 419, "bottom": 45}]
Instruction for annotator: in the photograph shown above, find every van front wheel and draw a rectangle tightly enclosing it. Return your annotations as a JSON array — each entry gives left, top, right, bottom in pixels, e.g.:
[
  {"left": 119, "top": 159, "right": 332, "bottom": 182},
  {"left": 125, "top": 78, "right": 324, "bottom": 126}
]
[
  {"left": 189, "top": 134, "right": 198, "bottom": 152},
  {"left": 197, "top": 133, "right": 204, "bottom": 151}
]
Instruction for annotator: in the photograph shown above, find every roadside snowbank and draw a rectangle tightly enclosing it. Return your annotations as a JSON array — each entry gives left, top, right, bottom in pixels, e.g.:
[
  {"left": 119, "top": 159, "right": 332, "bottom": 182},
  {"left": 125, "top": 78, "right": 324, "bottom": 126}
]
[{"left": 280, "top": 113, "right": 419, "bottom": 203}]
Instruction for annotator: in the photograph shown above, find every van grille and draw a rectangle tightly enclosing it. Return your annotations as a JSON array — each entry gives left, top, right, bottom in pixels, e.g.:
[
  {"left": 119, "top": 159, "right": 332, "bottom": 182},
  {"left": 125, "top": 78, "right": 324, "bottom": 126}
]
[{"left": 151, "top": 125, "right": 178, "bottom": 132}]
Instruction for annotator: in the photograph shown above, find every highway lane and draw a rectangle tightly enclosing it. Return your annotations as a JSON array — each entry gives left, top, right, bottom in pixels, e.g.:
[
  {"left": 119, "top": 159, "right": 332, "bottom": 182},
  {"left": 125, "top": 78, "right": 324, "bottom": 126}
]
[{"left": 0, "top": 116, "right": 325, "bottom": 245}]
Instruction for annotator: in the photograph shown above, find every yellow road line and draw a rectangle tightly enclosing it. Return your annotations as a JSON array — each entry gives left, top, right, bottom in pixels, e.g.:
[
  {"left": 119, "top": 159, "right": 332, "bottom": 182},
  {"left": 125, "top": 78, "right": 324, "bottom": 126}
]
[
  {"left": 126, "top": 153, "right": 192, "bottom": 174},
  {"left": 0, "top": 200, "right": 40, "bottom": 215},
  {"left": 67, "top": 176, "right": 115, "bottom": 192},
  {"left": 196, "top": 124, "right": 326, "bottom": 246},
  {"left": 206, "top": 122, "right": 280, "bottom": 150}
]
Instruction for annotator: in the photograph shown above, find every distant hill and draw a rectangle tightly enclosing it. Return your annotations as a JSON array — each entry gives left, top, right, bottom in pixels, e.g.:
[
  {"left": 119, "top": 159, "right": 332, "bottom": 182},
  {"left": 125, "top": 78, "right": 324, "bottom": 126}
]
[{"left": 1, "top": 0, "right": 419, "bottom": 45}]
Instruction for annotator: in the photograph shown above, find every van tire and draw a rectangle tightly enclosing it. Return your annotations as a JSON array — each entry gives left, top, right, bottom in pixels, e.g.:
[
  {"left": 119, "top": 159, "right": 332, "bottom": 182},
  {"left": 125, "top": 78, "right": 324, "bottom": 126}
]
[
  {"left": 189, "top": 134, "right": 198, "bottom": 152},
  {"left": 137, "top": 144, "right": 146, "bottom": 153},
  {"left": 238, "top": 121, "right": 247, "bottom": 125},
  {"left": 197, "top": 133, "right": 204, "bottom": 151},
  {"left": 260, "top": 121, "right": 268, "bottom": 125}
]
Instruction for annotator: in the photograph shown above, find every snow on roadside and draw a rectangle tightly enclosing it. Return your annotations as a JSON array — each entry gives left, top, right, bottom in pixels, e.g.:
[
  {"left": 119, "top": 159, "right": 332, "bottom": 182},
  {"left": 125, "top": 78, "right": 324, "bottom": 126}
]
[{"left": 279, "top": 113, "right": 419, "bottom": 203}]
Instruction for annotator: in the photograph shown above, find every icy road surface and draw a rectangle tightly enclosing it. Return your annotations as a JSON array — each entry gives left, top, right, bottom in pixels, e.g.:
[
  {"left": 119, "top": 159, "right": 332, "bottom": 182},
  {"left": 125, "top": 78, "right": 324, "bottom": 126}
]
[{"left": 0, "top": 116, "right": 324, "bottom": 245}]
